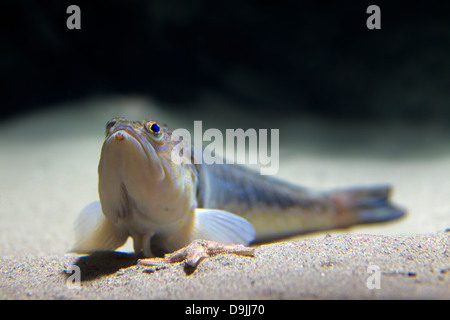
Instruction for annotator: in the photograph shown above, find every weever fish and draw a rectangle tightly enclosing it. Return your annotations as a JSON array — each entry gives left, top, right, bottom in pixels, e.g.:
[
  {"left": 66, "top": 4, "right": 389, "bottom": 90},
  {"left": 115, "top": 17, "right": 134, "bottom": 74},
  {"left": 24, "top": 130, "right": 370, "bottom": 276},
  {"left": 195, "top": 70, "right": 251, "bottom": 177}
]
[{"left": 72, "top": 117, "right": 406, "bottom": 268}]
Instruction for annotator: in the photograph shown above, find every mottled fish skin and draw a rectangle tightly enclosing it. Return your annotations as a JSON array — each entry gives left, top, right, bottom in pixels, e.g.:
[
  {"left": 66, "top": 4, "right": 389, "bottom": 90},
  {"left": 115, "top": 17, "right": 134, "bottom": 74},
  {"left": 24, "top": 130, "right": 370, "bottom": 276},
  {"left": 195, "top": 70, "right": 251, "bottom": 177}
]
[{"left": 196, "top": 162, "right": 336, "bottom": 242}]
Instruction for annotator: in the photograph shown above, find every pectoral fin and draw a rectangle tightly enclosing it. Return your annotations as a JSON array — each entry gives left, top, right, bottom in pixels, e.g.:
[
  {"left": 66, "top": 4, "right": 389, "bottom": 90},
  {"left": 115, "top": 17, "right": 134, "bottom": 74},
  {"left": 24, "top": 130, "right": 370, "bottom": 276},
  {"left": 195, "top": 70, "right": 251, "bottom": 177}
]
[
  {"left": 70, "top": 201, "right": 129, "bottom": 253},
  {"left": 190, "top": 208, "right": 256, "bottom": 246}
]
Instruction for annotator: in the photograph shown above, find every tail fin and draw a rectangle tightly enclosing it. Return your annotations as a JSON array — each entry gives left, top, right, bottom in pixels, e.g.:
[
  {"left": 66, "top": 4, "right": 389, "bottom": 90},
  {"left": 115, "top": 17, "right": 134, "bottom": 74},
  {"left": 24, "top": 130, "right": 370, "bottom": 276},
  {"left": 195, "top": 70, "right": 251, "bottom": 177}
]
[{"left": 328, "top": 185, "right": 406, "bottom": 227}]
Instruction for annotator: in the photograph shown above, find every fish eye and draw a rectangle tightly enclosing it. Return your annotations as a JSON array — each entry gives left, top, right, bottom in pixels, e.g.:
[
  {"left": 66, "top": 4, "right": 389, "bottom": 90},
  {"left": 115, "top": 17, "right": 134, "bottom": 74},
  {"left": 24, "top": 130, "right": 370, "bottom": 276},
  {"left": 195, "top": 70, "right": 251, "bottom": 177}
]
[
  {"left": 105, "top": 120, "right": 116, "bottom": 137},
  {"left": 105, "top": 120, "right": 116, "bottom": 130},
  {"left": 145, "top": 121, "right": 164, "bottom": 142},
  {"left": 149, "top": 123, "right": 160, "bottom": 135}
]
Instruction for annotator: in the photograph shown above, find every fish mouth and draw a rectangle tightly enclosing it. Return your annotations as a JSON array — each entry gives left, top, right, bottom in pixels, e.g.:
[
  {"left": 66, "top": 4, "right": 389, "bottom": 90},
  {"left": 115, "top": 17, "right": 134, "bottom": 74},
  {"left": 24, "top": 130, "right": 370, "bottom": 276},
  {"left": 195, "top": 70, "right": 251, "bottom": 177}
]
[
  {"left": 98, "top": 126, "right": 166, "bottom": 223},
  {"left": 104, "top": 125, "right": 165, "bottom": 180},
  {"left": 108, "top": 127, "right": 153, "bottom": 165}
]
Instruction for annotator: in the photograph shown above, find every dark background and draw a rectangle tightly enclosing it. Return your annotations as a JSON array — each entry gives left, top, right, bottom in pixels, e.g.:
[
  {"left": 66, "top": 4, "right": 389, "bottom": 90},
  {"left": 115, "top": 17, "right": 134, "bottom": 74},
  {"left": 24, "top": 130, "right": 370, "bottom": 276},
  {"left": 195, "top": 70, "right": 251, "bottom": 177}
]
[{"left": 1, "top": 0, "right": 449, "bottom": 122}]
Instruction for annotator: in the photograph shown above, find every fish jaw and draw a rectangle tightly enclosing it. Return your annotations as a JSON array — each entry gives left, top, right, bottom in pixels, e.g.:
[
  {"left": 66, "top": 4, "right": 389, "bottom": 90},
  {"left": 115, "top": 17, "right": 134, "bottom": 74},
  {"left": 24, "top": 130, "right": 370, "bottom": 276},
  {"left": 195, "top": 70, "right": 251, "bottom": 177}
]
[{"left": 98, "top": 128, "right": 171, "bottom": 227}]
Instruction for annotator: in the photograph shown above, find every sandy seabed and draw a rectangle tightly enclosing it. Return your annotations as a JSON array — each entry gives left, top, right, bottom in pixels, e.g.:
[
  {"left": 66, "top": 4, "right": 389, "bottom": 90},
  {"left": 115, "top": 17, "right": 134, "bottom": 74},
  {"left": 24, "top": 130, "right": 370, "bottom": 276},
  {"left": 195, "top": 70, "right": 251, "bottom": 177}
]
[{"left": 1, "top": 96, "right": 449, "bottom": 299}]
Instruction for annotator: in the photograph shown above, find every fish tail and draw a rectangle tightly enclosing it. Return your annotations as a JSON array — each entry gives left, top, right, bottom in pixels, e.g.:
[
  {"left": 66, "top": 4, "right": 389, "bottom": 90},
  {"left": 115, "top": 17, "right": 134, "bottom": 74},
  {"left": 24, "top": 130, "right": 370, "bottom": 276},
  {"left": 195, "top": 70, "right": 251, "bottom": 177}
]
[{"left": 328, "top": 185, "right": 406, "bottom": 227}]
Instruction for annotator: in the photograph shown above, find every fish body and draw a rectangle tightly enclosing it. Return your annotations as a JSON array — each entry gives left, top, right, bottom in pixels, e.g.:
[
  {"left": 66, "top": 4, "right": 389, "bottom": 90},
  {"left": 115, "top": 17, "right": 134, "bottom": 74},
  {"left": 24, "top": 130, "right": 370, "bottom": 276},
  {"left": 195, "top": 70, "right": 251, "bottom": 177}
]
[{"left": 72, "top": 118, "right": 405, "bottom": 257}]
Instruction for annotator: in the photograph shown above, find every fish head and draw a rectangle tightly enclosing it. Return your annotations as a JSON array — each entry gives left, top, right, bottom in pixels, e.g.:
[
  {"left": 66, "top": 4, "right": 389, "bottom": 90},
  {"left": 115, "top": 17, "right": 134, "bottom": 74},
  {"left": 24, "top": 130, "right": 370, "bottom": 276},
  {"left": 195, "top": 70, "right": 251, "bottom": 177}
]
[{"left": 98, "top": 117, "right": 197, "bottom": 226}]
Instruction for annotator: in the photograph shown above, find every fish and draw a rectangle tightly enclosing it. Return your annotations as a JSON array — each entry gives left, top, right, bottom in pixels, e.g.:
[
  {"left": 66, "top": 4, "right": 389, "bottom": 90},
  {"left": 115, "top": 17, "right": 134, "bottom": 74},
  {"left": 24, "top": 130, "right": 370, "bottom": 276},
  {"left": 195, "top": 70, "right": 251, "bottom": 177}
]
[{"left": 72, "top": 117, "right": 405, "bottom": 267}]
